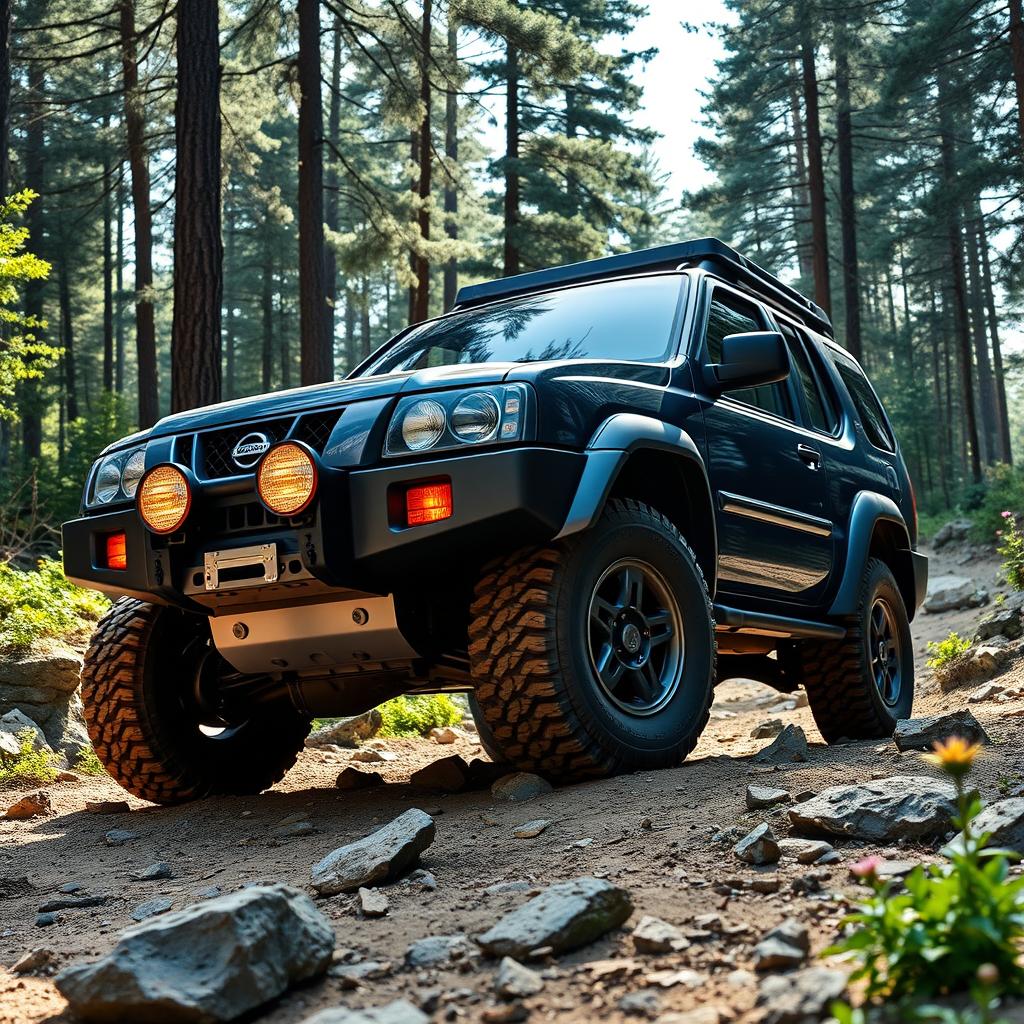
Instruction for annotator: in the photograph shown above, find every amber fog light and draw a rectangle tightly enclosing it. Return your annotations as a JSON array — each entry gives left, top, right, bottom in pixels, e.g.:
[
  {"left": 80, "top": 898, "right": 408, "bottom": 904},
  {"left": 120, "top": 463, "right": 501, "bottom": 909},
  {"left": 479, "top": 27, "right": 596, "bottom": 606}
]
[
  {"left": 137, "top": 464, "right": 192, "bottom": 535},
  {"left": 257, "top": 442, "right": 317, "bottom": 516}
]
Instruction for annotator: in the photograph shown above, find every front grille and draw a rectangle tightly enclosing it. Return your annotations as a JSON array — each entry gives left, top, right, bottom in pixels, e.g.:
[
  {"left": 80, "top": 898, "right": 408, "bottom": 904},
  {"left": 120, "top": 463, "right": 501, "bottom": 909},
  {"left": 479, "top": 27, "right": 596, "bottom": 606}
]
[
  {"left": 208, "top": 500, "right": 284, "bottom": 535},
  {"left": 199, "top": 418, "right": 293, "bottom": 478},
  {"left": 295, "top": 410, "right": 339, "bottom": 452}
]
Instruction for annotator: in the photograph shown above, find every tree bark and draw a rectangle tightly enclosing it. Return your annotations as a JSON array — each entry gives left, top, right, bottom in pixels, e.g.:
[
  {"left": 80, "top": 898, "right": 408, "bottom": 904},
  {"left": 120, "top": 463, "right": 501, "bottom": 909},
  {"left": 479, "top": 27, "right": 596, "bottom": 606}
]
[
  {"left": 21, "top": 63, "right": 45, "bottom": 462},
  {"left": 102, "top": 144, "right": 114, "bottom": 392},
  {"left": 278, "top": 248, "right": 290, "bottom": 389},
  {"left": 360, "top": 274, "right": 371, "bottom": 360},
  {"left": 503, "top": 38, "right": 520, "bottom": 277},
  {"left": 443, "top": 12, "right": 458, "bottom": 311},
  {"left": 261, "top": 218, "right": 273, "bottom": 392},
  {"left": 1010, "top": 0, "right": 1024, "bottom": 165},
  {"left": 324, "top": 13, "right": 341, "bottom": 358},
  {"left": 0, "top": 0, "right": 10, "bottom": 199},
  {"left": 171, "top": 0, "right": 222, "bottom": 413},
  {"left": 59, "top": 261, "right": 78, "bottom": 422},
  {"left": 115, "top": 165, "right": 125, "bottom": 394},
  {"left": 408, "top": 130, "right": 418, "bottom": 322},
  {"left": 121, "top": 0, "right": 159, "bottom": 427},
  {"left": 297, "top": 0, "right": 332, "bottom": 384},
  {"left": 800, "top": 14, "right": 830, "bottom": 316},
  {"left": 965, "top": 216, "right": 996, "bottom": 463},
  {"left": 413, "top": 0, "right": 431, "bottom": 322},
  {"left": 834, "top": 19, "right": 861, "bottom": 359},
  {"left": 224, "top": 195, "right": 236, "bottom": 399},
  {"left": 977, "top": 213, "right": 1012, "bottom": 464},
  {"left": 788, "top": 72, "right": 813, "bottom": 282}
]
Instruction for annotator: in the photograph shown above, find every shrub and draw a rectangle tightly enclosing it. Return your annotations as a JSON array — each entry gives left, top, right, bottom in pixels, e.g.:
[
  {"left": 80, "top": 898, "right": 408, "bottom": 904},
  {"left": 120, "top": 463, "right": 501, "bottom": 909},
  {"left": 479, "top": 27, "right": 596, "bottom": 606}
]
[
  {"left": 997, "top": 510, "right": 1023, "bottom": 591},
  {"left": 0, "top": 730, "right": 59, "bottom": 787},
  {"left": 377, "top": 694, "right": 463, "bottom": 738},
  {"left": 827, "top": 737, "right": 1024, "bottom": 1006},
  {"left": 0, "top": 557, "right": 108, "bottom": 653},
  {"left": 969, "top": 464, "right": 1024, "bottom": 545},
  {"left": 926, "top": 632, "right": 973, "bottom": 682},
  {"left": 74, "top": 745, "right": 107, "bottom": 777}
]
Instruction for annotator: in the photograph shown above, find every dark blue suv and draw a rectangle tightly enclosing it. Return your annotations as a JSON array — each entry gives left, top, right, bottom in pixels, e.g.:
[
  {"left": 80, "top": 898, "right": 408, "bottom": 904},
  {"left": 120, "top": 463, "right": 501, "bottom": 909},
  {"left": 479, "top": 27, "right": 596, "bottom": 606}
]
[{"left": 63, "top": 239, "right": 927, "bottom": 803}]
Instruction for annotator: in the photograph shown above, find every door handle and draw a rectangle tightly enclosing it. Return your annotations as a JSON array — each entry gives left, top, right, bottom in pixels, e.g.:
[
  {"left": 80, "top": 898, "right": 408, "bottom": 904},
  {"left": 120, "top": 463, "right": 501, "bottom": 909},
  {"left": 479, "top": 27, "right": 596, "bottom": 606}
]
[{"left": 797, "top": 444, "right": 822, "bottom": 470}]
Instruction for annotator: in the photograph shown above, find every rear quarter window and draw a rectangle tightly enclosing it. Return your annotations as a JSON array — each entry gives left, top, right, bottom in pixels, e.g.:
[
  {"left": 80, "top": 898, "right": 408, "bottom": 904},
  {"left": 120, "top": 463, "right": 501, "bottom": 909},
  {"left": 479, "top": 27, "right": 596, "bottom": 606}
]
[{"left": 829, "top": 349, "right": 895, "bottom": 452}]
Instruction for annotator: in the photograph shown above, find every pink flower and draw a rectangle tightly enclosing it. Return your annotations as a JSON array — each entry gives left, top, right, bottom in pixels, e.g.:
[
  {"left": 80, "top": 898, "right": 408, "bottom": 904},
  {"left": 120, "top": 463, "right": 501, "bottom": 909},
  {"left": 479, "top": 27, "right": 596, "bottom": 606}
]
[
  {"left": 1002, "top": 510, "right": 1013, "bottom": 519},
  {"left": 850, "top": 856, "right": 884, "bottom": 880}
]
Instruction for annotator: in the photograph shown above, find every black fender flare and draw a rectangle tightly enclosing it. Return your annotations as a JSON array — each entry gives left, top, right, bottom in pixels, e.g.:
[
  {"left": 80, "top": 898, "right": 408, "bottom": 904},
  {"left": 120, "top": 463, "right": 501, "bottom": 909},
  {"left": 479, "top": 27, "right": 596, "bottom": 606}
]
[
  {"left": 555, "top": 412, "right": 715, "bottom": 544},
  {"left": 828, "top": 490, "right": 923, "bottom": 618}
]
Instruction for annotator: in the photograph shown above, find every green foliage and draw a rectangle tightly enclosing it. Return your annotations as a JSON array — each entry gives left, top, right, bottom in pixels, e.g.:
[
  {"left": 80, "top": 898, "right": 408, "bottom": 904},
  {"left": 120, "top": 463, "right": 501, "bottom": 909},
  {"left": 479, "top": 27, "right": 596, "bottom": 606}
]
[
  {"left": 0, "top": 730, "right": 59, "bottom": 787},
  {"left": 0, "top": 557, "right": 108, "bottom": 653},
  {"left": 926, "top": 632, "right": 973, "bottom": 672},
  {"left": 997, "top": 510, "right": 1024, "bottom": 592},
  {"left": 377, "top": 694, "right": 463, "bottom": 738},
  {"left": 967, "top": 466, "right": 1024, "bottom": 546},
  {"left": 0, "top": 190, "right": 56, "bottom": 422},
  {"left": 73, "top": 745, "right": 107, "bottom": 777},
  {"left": 827, "top": 744, "right": 1024, "bottom": 1006}
]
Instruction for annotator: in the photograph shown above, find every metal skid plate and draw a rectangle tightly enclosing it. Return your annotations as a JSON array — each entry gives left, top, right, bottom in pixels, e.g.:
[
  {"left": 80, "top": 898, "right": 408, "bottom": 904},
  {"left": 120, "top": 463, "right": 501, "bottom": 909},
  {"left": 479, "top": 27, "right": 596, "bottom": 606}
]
[{"left": 204, "top": 543, "right": 279, "bottom": 592}]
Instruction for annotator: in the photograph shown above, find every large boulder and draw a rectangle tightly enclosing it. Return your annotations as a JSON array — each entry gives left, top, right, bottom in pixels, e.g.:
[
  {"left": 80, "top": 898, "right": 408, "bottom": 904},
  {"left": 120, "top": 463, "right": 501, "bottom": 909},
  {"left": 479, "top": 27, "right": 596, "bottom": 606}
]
[
  {"left": 788, "top": 776, "right": 961, "bottom": 840},
  {"left": 975, "top": 594, "right": 1024, "bottom": 642},
  {"left": 0, "top": 646, "right": 89, "bottom": 758},
  {"left": 310, "top": 809, "right": 435, "bottom": 896},
  {"left": 923, "top": 575, "right": 988, "bottom": 614},
  {"left": 931, "top": 519, "right": 973, "bottom": 549},
  {"left": 305, "top": 710, "right": 382, "bottom": 748},
  {"left": 475, "top": 877, "right": 632, "bottom": 959},
  {"left": 55, "top": 883, "right": 334, "bottom": 1022},
  {"left": 893, "top": 710, "right": 990, "bottom": 752},
  {"left": 970, "top": 798, "right": 1024, "bottom": 853}
]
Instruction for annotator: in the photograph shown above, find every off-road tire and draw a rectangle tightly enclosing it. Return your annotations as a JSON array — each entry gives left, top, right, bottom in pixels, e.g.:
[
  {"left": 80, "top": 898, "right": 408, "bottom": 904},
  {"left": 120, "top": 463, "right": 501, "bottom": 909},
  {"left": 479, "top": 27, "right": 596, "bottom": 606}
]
[
  {"left": 81, "top": 597, "right": 310, "bottom": 804},
  {"left": 791, "top": 558, "right": 914, "bottom": 742},
  {"left": 468, "top": 498, "right": 716, "bottom": 779}
]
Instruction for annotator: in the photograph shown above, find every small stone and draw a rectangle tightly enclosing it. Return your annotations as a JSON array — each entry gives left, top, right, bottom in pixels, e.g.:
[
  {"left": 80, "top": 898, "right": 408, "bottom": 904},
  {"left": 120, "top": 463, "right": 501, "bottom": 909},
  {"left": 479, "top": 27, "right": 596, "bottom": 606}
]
[
  {"left": 757, "top": 967, "right": 847, "bottom": 1024},
  {"left": 12, "top": 948, "right": 54, "bottom": 974},
  {"left": 3, "top": 791, "right": 51, "bottom": 820},
  {"left": 754, "top": 725, "right": 809, "bottom": 764},
  {"left": 734, "top": 823, "right": 781, "bottom": 865},
  {"left": 656, "top": 1007, "right": 723, "bottom": 1024},
  {"left": 893, "top": 710, "right": 990, "bottom": 752},
  {"left": 37, "top": 895, "right": 107, "bottom": 913},
  {"left": 195, "top": 885, "right": 222, "bottom": 899},
  {"left": 754, "top": 920, "right": 809, "bottom": 972},
  {"left": 619, "top": 990, "right": 661, "bottom": 1017},
  {"left": 494, "top": 956, "right": 544, "bottom": 999},
  {"left": 428, "top": 726, "right": 461, "bottom": 744},
  {"left": 85, "top": 800, "right": 130, "bottom": 815},
  {"left": 298, "top": 1000, "right": 428, "bottom": 1024},
  {"left": 35, "top": 912, "right": 58, "bottom": 927},
  {"left": 481, "top": 1005, "right": 528, "bottom": 1024},
  {"left": 131, "top": 896, "right": 173, "bottom": 921},
  {"left": 132, "top": 862, "right": 173, "bottom": 882},
  {"left": 751, "top": 719, "right": 784, "bottom": 739},
  {"left": 491, "top": 773, "right": 553, "bottom": 802},
  {"left": 792, "top": 690, "right": 809, "bottom": 708},
  {"left": 632, "top": 914, "right": 690, "bottom": 954},
  {"left": 644, "top": 968, "right": 706, "bottom": 989},
  {"left": 748, "top": 876, "right": 782, "bottom": 894},
  {"left": 514, "top": 819, "right": 550, "bottom": 839},
  {"left": 335, "top": 767, "right": 385, "bottom": 790},
  {"left": 405, "top": 933, "right": 477, "bottom": 968},
  {"left": 104, "top": 829, "right": 139, "bottom": 846},
  {"left": 968, "top": 682, "right": 1005, "bottom": 703},
  {"left": 327, "top": 960, "right": 393, "bottom": 990},
  {"left": 273, "top": 820, "right": 315, "bottom": 839},
  {"left": 350, "top": 748, "right": 398, "bottom": 763},
  {"left": 405, "top": 868, "right": 437, "bottom": 891},
  {"left": 58, "top": 882, "right": 82, "bottom": 894},
  {"left": 777, "top": 838, "right": 833, "bottom": 864},
  {"left": 410, "top": 754, "right": 470, "bottom": 792},
  {"left": 358, "top": 887, "right": 389, "bottom": 918},
  {"left": 746, "top": 785, "right": 791, "bottom": 810}
]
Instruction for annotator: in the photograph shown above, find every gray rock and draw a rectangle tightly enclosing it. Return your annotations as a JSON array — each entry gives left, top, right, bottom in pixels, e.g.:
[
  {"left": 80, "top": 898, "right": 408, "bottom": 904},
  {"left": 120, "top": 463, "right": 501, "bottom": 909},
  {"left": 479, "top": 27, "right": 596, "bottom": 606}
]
[
  {"left": 932, "top": 519, "right": 972, "bottom": 549},
  {"left": 37, "top": 895, "right": 107, "bottom": 913},
  {"left": 754, "top": 725, "right": 809, "bottom": 764},
  {"left": 734, "top": 823, "right": 781, "bottom": 865},
  {"left": 0, "top": 708, "right": 50, "bottom": 752},
  {"left": 350, "top": 748, "right": 397, "bottom": 764},
  {"left": 132, "top": 863, "right": 173, "bottom": 882},
  {"left": 969, "top": 797, "right": 1024, "bottom": 853},
  {"left": 273, "top": 820, "right": 315, "bottom": 839},
  {"left": 754, "top": 920, "right": 809, "bottom": 972},
  {"left": 789, "top": 776, "right": 961, "bottom": 840},
  {"left": 104, "top": 829, "right": 139, "bottom": 847},
  {"left": 968, "top": 682, "right": 1005, "bottom": 703},
  {"left": 305, "top": 710, "right": 383, "bottom": 748},
  {"left": 36, "top": 912, "right": 58, "bottom": 927},
  {"left": 746, "top": 785, "right": 791, "bottom": 810},
  {"left": 491, "top": 772, "right": 553, "bottom": 802},
  {"left": 620, "top": 990, "right": 662, "bottom": 1017},
  {"left": 358, "top": 887, "right": 389, "bottom": 918},
  {"left": 56, "top": 883, "right": 333, "bottom": 1022},
  {"left": 975, "top": 600, "right": 1024, "bottom": 642},
  {"left": 494, "top": 956, "right": 544, "bottom": 998},
  {"left": 514, "top": 819, "right": 550, "bottom": 839},
  {"left": 757, "top": 967, "right": 847, "bottom": 1024},
  {"left": 310, "top": 809, "right": 435, "bottom": 896},
  {"left": 475, "top": 876, "right": 632, "bottom": 958},
  {"left": 301, "top": 1003, "right": 428, "bottom": 1024},
  {"left": 12, "top": 948, "right": 54, "bottom": 974},
  {"left": 751, "top": 719, "right": 784, "bottom": 739},
  {"left": 777, "top": 839, "right": 833, "bottom": 865},
  {"left": 923, "top": 574, "right": 988, "bottom": 614},
  {"left": 327, "top": 960, "right": 392, "bottom": 989},
  {"left": 893, "top": 710, "right": 990, "bottom": 752},
  {"left": 404, "top": 933, "right": 476, "bottom": 968},
  {"left": 131, "top": 896, "right": 172, "bottom": 922},
  {"left": 632, "top": 914, "right": 690, "bottom": 954}
]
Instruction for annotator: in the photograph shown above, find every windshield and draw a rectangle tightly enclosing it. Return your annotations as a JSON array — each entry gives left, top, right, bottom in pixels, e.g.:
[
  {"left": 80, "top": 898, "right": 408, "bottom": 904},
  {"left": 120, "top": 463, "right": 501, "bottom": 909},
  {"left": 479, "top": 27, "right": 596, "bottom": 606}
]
[{"left": 357, "top": 274, "right": 687, "bottom": 376}]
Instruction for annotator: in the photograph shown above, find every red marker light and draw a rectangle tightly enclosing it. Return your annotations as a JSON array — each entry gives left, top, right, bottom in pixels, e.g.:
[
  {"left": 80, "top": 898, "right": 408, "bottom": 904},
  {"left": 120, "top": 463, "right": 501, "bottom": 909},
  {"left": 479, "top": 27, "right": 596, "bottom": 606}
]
[
  {"left": 405, "top": 481, "right": 453, "bottom": 526},
  {"left": 104, "top": 531, "right": 128, "bottom": 571}
]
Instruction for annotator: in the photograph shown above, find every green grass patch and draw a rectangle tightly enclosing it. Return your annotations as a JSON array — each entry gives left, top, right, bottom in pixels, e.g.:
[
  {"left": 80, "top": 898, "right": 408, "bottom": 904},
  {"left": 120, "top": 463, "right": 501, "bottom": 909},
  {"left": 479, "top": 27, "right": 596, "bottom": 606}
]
[
  {"left": 73, "top": 745, "right": 107, "bottom": 777},
  {"left": 0, "top": 557, "right": 109, "bottom": 654},
  {"left": 925, "top": 631, "right": 972, "bottom": 671},
  {"left": 377, "top": 694, "right": 463, "bottom": 738},
  {"left": 0, "top": 730, "right": 59, "bottom": 787}
]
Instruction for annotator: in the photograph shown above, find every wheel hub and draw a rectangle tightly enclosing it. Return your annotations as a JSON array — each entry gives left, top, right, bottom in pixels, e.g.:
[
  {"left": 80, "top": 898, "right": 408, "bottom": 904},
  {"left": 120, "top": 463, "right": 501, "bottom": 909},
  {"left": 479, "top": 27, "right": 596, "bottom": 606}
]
[{"left": 868, "top": 597, "right": 902, "bottom": 707}]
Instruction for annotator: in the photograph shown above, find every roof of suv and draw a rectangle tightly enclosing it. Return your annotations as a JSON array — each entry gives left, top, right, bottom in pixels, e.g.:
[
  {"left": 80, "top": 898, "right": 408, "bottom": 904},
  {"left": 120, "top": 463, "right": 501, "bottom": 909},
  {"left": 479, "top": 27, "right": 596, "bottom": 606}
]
[{"left": 453, "top": 238, "right": 834, "bottom": 340}]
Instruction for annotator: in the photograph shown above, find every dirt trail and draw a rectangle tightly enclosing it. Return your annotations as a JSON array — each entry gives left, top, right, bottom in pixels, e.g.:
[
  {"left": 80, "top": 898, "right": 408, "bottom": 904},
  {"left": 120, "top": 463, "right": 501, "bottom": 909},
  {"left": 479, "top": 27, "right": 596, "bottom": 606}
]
[{"left": 1, "top": 542, "right": 1021, "bottom": 1024}]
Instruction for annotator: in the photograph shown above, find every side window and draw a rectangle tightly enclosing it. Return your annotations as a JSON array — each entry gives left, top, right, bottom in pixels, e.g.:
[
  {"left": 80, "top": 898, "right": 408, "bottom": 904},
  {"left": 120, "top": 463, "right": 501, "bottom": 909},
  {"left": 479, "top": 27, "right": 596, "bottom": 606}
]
[
  {"left": 704, "top": 292, "right": 792, "bottom": 421},
  {"left": 780, "top": 324, "right": 835, "bottom": 433},
  {"left": 830, "top": 350, "right": 895, "bottom": 452}
]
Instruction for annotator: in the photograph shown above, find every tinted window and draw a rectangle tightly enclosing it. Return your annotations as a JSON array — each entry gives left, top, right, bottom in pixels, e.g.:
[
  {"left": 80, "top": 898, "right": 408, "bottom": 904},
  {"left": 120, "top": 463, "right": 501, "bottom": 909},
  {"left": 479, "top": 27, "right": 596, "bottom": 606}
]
[
  {"left": 704, "top": 293, "right": 791, "bottom": 420},
  {"left": 830, "top": 349, "right": 895, "bottom": 451},
  {"left": 781, "top": 324, "right": 834, "bottom": 432},
  {"left": 358, "top": 275, "right": 686, "bottom": 375}
]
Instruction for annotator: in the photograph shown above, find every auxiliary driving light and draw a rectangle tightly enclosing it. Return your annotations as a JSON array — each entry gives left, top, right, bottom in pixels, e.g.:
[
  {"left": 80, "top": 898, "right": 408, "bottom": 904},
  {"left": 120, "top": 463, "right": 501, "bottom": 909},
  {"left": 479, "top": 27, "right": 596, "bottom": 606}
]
[
  {"left": 256, "top": 442, "right": 318, "bottom": 516},
  {"left": 405, "top": 481, "right": 453, "bottom": 526},
  {"left": 137, "top": 465, "right": 192, "bottom": 535}
]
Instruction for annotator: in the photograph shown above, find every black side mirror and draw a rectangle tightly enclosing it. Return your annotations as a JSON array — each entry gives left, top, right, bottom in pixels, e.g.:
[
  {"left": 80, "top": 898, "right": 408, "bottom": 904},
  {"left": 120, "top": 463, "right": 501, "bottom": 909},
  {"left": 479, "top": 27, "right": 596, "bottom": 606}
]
[{"left": 709, "top": 331, "right": 789, "bottom": 392}]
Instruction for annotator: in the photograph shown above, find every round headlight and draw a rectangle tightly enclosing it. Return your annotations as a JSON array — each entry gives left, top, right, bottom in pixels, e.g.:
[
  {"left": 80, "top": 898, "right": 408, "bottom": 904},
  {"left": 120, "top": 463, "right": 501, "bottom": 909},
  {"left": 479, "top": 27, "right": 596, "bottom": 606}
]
[
  {"left": 256, "top": 442, "right": 317, "bottom": 516},
  {"left": 120, "top": 449, "right": 147, "bottom": 499},
  {"left": 401, "top": 399, "right": 446, "bottom": 451},
  {"left": 94, "top": 457, "right": 123, "bottom": 504},
  {"left": 137, "top": 465, "right": 192, "bottom": 534},
  {"left": 450, "top": 393, "right": 500, "bottom": 443}
]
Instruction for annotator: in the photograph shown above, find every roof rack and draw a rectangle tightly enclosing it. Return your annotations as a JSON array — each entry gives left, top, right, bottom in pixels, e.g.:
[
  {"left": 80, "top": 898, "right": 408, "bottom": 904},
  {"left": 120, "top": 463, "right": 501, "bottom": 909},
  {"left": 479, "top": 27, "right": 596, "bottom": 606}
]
[{"left": 452, "top": 237, "right": 834, "bottom": 339}]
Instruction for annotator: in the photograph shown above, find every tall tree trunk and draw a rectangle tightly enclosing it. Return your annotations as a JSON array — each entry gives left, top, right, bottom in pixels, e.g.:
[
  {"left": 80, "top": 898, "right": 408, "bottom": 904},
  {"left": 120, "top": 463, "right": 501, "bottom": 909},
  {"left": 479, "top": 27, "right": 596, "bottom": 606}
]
[
  {"left": 344, "top": 279, "right": 357, "bottom": 369},
  {"left": 261, "top": 219, "right": 273, "bottom": 392},
  {"left": 0, "top": 0, "right": 9, "bottom": 198},
  {"left": 408, "top": 130, "right": 418, "bottom": 322},
  {"left": 800, "top": 13, "right": 830, "bottom": 316},
  {"left": 977, "top": 214, "right": 1012, "bottom": 464},
  {"left": 172, "top": 0, "right": 222, "bottom": 413},
  {"left": 102, "top": 144, "right": 114, "bottom": 392},
  {"left": 59, "top": 261, "right": 78, "bottom": 422},
  {"left": 965, "top": 216, "right": 997, "bottom": 463},
  {"left": 297, "top": 0, "right": 332, "bottom": 384},
  {"left": 278, "top": 249, "right": 290, "bottom": 389},
  {"left": 115, "top": 164, "right": 125, "bottom": 394},
  {"left": 503, "top": 38, "right": 520, "bottom": 277},
  {"left": 224, "top": 196, "right": 236, "bottom": 399},
  {"left": 21, "top": 63, "right": 45, "bottom": 462},
  {"left": 442, "top": 14, "right": 458, "bottom": 310},
  {"left": 938, "top": 75, "right": 982, "bottom": 484},
  {"left": 1010, "top": 0, "right": 1024, "bottom": 164},
  {"left": 360, "top": 274, "right": 371, "bottom": 359},
  {"left": 788, "top": 72, "right": 813, "bottom": 282},
  {"left": 413, "top": 0, "right": 431, "bottom": 322},
  {"left": 834, "top": 19, "right": 861, "bottom": 359},
  {"left": 324, "top": 13, "right": 341, "bottom": 359},
  {"left": 121, "top": 0, "right": 158, "bottom": 427}
]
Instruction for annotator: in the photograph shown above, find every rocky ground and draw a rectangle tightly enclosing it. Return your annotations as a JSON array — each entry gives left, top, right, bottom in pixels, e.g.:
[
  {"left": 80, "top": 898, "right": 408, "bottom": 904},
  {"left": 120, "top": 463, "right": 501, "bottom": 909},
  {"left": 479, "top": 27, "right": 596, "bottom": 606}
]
[{"left": 1, "top": 540, "right": 1023, "bottom": 1024}]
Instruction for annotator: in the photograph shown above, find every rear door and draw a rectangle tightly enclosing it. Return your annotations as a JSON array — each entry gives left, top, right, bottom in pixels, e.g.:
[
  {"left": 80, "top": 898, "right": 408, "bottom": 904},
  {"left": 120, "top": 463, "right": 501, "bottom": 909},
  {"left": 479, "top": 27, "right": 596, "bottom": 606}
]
[{"left": 698, "top": 285, "right": 834, "bottom": 609}]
